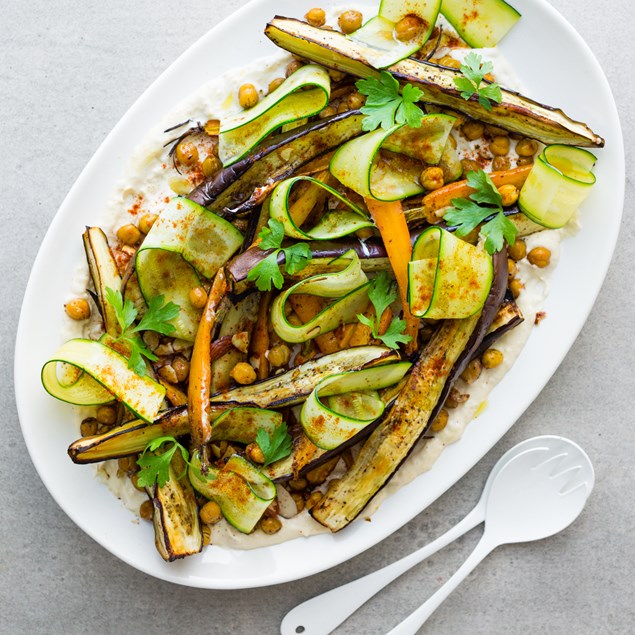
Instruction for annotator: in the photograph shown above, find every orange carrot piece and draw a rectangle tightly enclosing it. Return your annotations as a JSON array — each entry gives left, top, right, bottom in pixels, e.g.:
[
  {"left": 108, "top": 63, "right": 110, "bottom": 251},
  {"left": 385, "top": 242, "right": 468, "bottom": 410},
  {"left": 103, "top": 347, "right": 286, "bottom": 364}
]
[
  {"left": 250, "top": 291, "right": 271, "bottom": 380},
  {"left": 289, "top": 295, "right": 341, "bottom": 354}
]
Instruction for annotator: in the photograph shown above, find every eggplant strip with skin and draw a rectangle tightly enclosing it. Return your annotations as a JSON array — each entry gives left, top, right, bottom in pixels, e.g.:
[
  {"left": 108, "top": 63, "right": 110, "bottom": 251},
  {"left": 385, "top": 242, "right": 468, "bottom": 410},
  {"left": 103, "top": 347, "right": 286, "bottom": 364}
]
[
  {"left": 265, "top": 17, "right": 604, "bottom": 147},
  {"left": 310, "top": 250, "right": 507, "bottom": 531}
]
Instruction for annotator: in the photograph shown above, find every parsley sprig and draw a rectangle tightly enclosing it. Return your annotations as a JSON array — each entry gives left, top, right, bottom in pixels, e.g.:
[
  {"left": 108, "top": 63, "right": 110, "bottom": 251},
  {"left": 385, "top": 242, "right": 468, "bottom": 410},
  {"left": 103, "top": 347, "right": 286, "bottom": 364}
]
[
  {"left": 255, "top": 422, "right": 293, "bottom": 467},
  {"left": 452, "top": 52, "right": 502, "bottom": 112},
  {"left": 105, "top": 287, "right": 180, "bottom": 376},
  {"left": 247, "top": 219, "right": 312, "bottom": 291},
  {"left": 443, "top": 170, "right": 518, "bottom": 254},
  {"left": 136, "top": 436, "right": 190, "bottom": 488},
  {"left": 355, "top": 71, "right": 424, "bottom": 132},
  {"left": 357, "top": 272, "right": 411, "bottom": 350}
]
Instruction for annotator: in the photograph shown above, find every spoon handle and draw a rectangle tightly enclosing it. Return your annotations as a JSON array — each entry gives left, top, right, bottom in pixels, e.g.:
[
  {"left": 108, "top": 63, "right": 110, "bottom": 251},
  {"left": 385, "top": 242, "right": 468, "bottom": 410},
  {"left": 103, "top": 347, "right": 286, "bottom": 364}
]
[
  {"left": 385, "top": 533, "right": 498, "bottom": 635},
  {"left": 280, "top": 504, "right": 484, "bottom": 635}
]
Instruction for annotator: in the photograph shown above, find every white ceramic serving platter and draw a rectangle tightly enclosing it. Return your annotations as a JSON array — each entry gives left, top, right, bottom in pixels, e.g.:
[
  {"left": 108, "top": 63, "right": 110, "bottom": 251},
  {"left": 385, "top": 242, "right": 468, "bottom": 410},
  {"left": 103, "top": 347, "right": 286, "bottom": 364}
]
[{"left": 15, "top": 0, "right": 623, "bottom": 589}]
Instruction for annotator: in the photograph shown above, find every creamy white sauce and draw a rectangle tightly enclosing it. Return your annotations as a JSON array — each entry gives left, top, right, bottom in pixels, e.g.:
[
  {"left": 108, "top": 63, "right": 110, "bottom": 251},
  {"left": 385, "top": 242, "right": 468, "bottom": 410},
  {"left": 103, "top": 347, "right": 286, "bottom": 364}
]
[{"left": 61, "top": 15, "right": 571, "bottom": 549}]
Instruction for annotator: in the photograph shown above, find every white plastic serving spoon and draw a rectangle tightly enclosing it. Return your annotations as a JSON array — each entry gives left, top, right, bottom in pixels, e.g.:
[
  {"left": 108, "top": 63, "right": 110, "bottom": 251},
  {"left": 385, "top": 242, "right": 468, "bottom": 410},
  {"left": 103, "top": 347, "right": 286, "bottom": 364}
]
[{"left": 281, "top": 436, "right": 594, "bottom": 635}]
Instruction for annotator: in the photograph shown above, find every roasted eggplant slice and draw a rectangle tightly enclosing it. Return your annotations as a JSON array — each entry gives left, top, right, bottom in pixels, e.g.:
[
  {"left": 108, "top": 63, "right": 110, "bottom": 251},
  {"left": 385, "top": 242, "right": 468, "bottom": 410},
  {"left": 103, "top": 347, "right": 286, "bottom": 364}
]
[
  {"left": 146, "top": 450, "right": 202, "bottom": 561},
  {"left": 265, "top": 17, "right": 604, "bottom": 147},
  {"left": 310, "top": 250, "right": 508, "bottom": 531}
]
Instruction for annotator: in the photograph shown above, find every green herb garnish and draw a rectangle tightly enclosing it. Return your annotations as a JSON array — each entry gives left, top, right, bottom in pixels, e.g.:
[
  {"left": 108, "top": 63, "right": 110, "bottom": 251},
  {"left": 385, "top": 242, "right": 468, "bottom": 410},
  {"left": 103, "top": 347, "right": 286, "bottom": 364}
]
[
  {"left": 355, "top": 71, "right": 424, "bottom": 131},
  {"left": 255, "top": 422, "right": 293, "bottom": 467},
  {"left": 247, "top": 219, "right": 312, "bottom": 291},
  {"left": 453, "top": 52, "right": 502, "bottom": 111},
  {"left": 136, "top": 436, "right": 190, "bottom": 488},
  {"left": 357, "top": 271, "right": 411, "bottom": 349},
  {"left": 443, "top": 170, "right": 518, "bottom": 254},
  {"left": 105, "top": 287, "right": 180, "bottom": 376}
]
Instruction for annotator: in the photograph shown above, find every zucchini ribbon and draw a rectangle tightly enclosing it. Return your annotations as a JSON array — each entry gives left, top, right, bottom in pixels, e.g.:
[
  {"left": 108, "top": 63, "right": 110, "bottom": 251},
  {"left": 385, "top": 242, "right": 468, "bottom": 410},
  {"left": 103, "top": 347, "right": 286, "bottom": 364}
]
[
  {"left": 519, "top": 144, "right": 597, "bottom": 228},
  {"left": 219, "top": 64, "right": 331, "bottom": 166}
]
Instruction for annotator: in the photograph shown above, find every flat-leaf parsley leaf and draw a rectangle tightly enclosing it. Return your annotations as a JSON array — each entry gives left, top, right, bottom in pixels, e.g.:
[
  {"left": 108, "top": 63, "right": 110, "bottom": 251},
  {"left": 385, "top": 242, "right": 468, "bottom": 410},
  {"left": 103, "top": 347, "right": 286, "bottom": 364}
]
[
  {"left": 453, "top": 52, "right": 502, "bottom": 111},
  {"left": 136, "top": 436, "right": 190, "bottom": 488},
  {"left": 255, "top": 422, "right": 293, "bottom": 466}
]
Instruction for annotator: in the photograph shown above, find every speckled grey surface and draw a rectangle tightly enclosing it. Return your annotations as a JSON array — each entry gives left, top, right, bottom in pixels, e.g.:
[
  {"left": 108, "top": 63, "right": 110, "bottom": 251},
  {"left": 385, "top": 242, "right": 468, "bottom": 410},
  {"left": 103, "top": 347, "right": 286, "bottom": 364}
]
[{"left": 2, "top": 1, "right": 634, "bottom": 633}]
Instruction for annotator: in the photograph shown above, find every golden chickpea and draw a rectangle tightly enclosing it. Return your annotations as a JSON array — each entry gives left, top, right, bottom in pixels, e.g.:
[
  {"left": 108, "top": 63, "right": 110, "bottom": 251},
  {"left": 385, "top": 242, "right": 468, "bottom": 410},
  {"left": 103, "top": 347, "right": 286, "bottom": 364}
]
[
  {"left": 460, "top": 358, "right": 483, "bottom": 384},
  {"left": 203, "top": 119, "right": 220, "bottom": 136},
  {"left": 172, "top": 355, "right": 190, "bottom": 383},
  {"left": 485, "top": 124, "right": 508, "bottom": 137},
  {"left": 138, "top": 213, "right": 158, "bottom": 235},
  {"left": 328, "top": 68, "right": 346, "bottom": 82},
  {"left": 200, "top": 501, "right": 223, "bottom": 525},
  {"left": 118, "top": 456, "right": 136, "bottom": 472},
  {"left": 318, "top": 104, "right": 337, "bottom": 119},
  {"left": 288, "top": 477, "right": 308, "bottom": 491},
  {"left": 527, "top": 246, "right": 551, "bottom": 268},
  {"left": 516, "top": 138, "right": 538, "bottom": 157},
  {"left": 516, "top": 156, "right": 534, "bottom": 166},
  {"left": 507, "top": 238, "right": 527, "bottom": 261},
  {"left": 80, "top": 417, "right": 98, "bottom": 437},
  {"left": 430, "top": 409, "right": 449, "bottom": 433},
  {"left": 306, "top": 491, "right": 324, "bottom": 510},
  {"left": 157, "top": 364, "right": 178, "bottom": 384},
  {"left": 131, "top": 472, "right": 145, "bottom": 492},
  {"left": 260, "top": 516, "right": 283, "bottom": 534},
  {"left": 305, "top": 7, "right": 326, "bottom": 26},
  {"left": 96, "top": 405, "right": 117, "bottom": 425},
  {"left": 461, "top": 158, "right": 481, "bottom": 174},
  {"left": 509, "top": 277, "right": 524, "bottom": 299},
  {"left": 420, "top": 166, "right": 445, "bottom": 191},
  {"left": 202, "top": 524, "right": 212, "bottom": 546},
  {"left": 338, "top": 10, "right": 363, "bottom": 33},
  {"left": 337, "top": 101, "right": 349, "bottom": 114},
  {"left": 139, "top": 500, "right": 154, "bottom": 520},
  {"left": 230, "top": 362, "right": 257, "bottom": 385},
  {"left": 246, "top": 443, "right": 266, "bottom": 464},
  {"left": 238, "top": 83, "right": 259, "bottom": 109},
  {"left": 507, "top": 258, "right": 517, "bottom": 279},
  {"left": 492, "top": 155, "right": 511, "bottom": 171},
  {"left": 268, "top": 344, "right": 291, "bottom": 367},
  {"left": 462, "top": 120, "right": 484, "bottom": 141},
  {"left": 439, "top": 55, "right": 461, "bottom": 69},
  {"left": 394, "top": 15, "right": 425, "bottom": 41},
  {"left": 286, "top": 59, "right": 304, "bottom": 77},
  {"left": 498, "top": 183, "right": 519, "bottom": 207},
  {"left": 189, "top": 286, "right": 208, "bottom": 309},
  {"left": 268, "top": 77, "right": 285, "bottom": 94},
  {"left": 291, "top": 492, "right": 305, "bottom": 513},
  {"left": 117, "top": 223, "right": 141, "bottom": 246},
  {"left": 65, "top": 298, "right": 91, "bottom": 321},
  {"left": 482, "top": 348, "right": 504, "bottom": 369},
  {"left": 445, "top": 387, "right": 469, "bottom": 409},
  {"left": 175, "top": 141, "right": 199, "bottom": 166},
  {"left": 202, "top": 155, "right": 222, "bottom": 178},
  {"left": 490, "top": 136, "right": 510, "bottom": 156},
  {"left": 347, "top": 91, "right": 366, "bottom": 110}
]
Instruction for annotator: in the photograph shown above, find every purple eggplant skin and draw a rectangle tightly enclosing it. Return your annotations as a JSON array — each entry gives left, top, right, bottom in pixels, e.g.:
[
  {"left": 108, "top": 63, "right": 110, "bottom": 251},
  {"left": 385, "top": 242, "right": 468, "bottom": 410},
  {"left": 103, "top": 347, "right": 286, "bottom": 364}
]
[{"left": 188, "top": 110, "right": 365, "bottom": 216}]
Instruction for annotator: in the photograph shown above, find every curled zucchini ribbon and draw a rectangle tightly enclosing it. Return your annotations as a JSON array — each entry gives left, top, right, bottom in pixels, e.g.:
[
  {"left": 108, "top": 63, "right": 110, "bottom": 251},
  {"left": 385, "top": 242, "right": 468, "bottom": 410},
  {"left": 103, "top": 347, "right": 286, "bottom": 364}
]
[
  {"left": 41, "top": 339, "right": 165, "bottom": 422},
  {"left": 271, "top": 251, "right": 370, "bottom": 343},
  {"left": 301, "top": 362, "right": 412, "bottom": 450},
  {"left": 329, "top": 114, "right": 455, "bottom": 201},
  {"left": 136, "top": 198, "right": 243, "bottom": 341},
  {"left": 189, "top": 453, "right": 276, "bottom": 533},
  {"left": 350, "top": 0, "right": 442, "bottom": 68},
  {"left": 219, "top": 64, "right": 331, "bottom": 167},
  {"left": 269, "top": 176, "right": 373, "bottom": 240},
  {"left": 408, "top": 227, "right": 493, "bottom": 319},
  {"left": 518, "top": 144, "right": 597, "bottom": 229},
  {"left": 209, "top": 407, "right": 281, "bottom": 443}
]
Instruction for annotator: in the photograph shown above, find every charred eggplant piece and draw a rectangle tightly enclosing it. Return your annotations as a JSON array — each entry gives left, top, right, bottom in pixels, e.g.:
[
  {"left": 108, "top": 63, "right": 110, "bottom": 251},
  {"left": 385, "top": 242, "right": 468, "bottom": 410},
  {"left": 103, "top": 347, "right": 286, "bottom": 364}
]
[
  {"left": 265, "top": 17, "right": 603, "bottom": 147},
  {"left": 311, "top": 250, "right": 508, "bottom": 531}
]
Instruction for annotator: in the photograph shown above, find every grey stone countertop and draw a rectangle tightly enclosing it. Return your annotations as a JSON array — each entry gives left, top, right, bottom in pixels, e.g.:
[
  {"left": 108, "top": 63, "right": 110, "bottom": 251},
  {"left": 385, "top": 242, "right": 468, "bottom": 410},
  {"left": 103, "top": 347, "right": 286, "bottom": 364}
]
[{"left": 2, "top": 0, "right": 633, "bottom": 633}]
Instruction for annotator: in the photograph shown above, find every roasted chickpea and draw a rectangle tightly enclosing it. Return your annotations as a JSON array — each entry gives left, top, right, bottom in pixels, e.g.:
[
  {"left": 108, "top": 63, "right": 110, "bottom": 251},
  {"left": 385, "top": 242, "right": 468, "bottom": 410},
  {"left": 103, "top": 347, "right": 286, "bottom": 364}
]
[
  {"left": 328, "top": 68, "right": 346, "bottom": 82},
  {"left": 439, "top": 54, "right": 461, "bottom": 69},
  {"left": 172, "top": 355, "right": 190, "bottom": 383},
  {"left": 508, "top": 238, "right": 527, "bottom": 261},
  {"left": 337, "top": 100, "right": 349, "bottom": 114},
  {"left": 516, "top": 138, "right": 538, "bottom": 157},
  {"left": 230, "top": 362, "right": 257, "bottom": 385},
  {"left": 462, "top": 120, "right": 484, "bottom": 141},
  {"left": 318, "top": 104, "right": 337, "bottom": 119},
  {"left": 498, "top": 183, "right": 519, "bottom": 207},
  {"left": 291, "top": 492, "right": 305, "bottom": 513},
  {"left": 189, "top": 286, "right": 208, "bottom": 309},
  {"left": 118, "top": 456, "right": 136, "bottom": 472},
  {"left": 268, "top": 344, "right": 291, "bottom": 367},
  {"left": 527, "top": 246, "right": 551, "bottom": 268},
  {"left": 461, "top": 158, "right": 481, "bottom": 174},
  {"left": 202, "top": 524, "right": 212, "bottom": 546},
  {"left": 305, "top": 491, "right": 324, "bottom": 510},
  {"left": 430, "top": 409, "right": 449, "bottom": 433},
  {"left": 482, "top": 348, "right": 504, "bottom": 369},
  {"left": 143, "top": 330, "right": 160, "bottom": 351},
  {"left": 200, "top": 501, "right": 223, "bottom": 525},
  {"left": 305, "top": 7, "right": 326, "bottom": 26},
  {"left": 492, "top": 156, "right": 511, "bottom": 171},
  {"left": 485, "top": 124, "right": 508, "bottom": 137},
  {"left": 394, "top": 15, "right": 425, "bottom": 41},
  {"left": 238, "top": 83, "right": 259, "bottom": 109},
  {"left": 117, "top": 223, "right": 141, "bottom": 246},
  {"left": 516, "top": 156, "right": 534, "bottom": 166},
  {"left": 420, "top": 166, "right": 445, "bottom": 191},
  {"left": 65, "top": 298, "right": 91, "bottom": 321},
  {"left": 445, "top": 387, "right": 469, "bottom": 409},
  {"left": 338, "top": 10, "right": 363, "bottom": 33},
  {"left": 157, "top": 364, "right": 178, "bottom": 384},
  {"left": 138, "top": 213, "right": 158, "bottom": 235},
  {"left": 509, "top": 277, "right": 524, "bottom": 299},
  {"left": 203, "top": 119, "right": 220, "bottom": 136},
  {"left": 80, "top": 417, "right": 98, "bottom": 437},
  {"left": 347, "top": 91, "right": 366, "bottom": 109},
  {"left": 489, "top": 135, "right": 510, "bottom": 156},
  {"left": 96, "top": 405, "right": 117, "bottom": 425},
  {"left": 460, "top": 358, "right": 483, "bottom": 385},
  {"left": 202, "top": 155, "right": 222, "bottom": 178},
  {"left": 175, "top": 141, "right": 199, "bottom": 166},
  {"left": 260, "top": 516, "right": 283, "bottom": 534},
  {"left": 507, "top": 258, "right": 517, "bottom": 280},
  {"left": 130, "top": 473, "right": 145, "bottom": 492},
  {"left": 246, "top": 443, "right": 266, "bottom": 464},
  {"left": 285, "top": 58, "right": 304, "bottom": 77},
  {"left": 139, "top": 500, "right": 154, "bottom": 520},
  {"left": 288, "top": 477, "right": 308, "bottom": 491},
  {"left": 268, "top": 77, "right": 285, "bottom": 94}
]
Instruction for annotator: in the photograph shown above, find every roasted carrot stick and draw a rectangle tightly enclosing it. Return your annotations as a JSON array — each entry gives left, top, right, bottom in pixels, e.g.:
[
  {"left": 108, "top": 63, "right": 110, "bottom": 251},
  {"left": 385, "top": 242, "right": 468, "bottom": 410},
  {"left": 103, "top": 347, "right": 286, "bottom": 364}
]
[
  {"left": 288, "top": 295, "right": 341, "bottom": 354},
  {"left": 364, "top": 198, "right": 419, "bottom": 353},
  {"left": 250, "top": 291, "right": 271, "bottom": 380}
]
